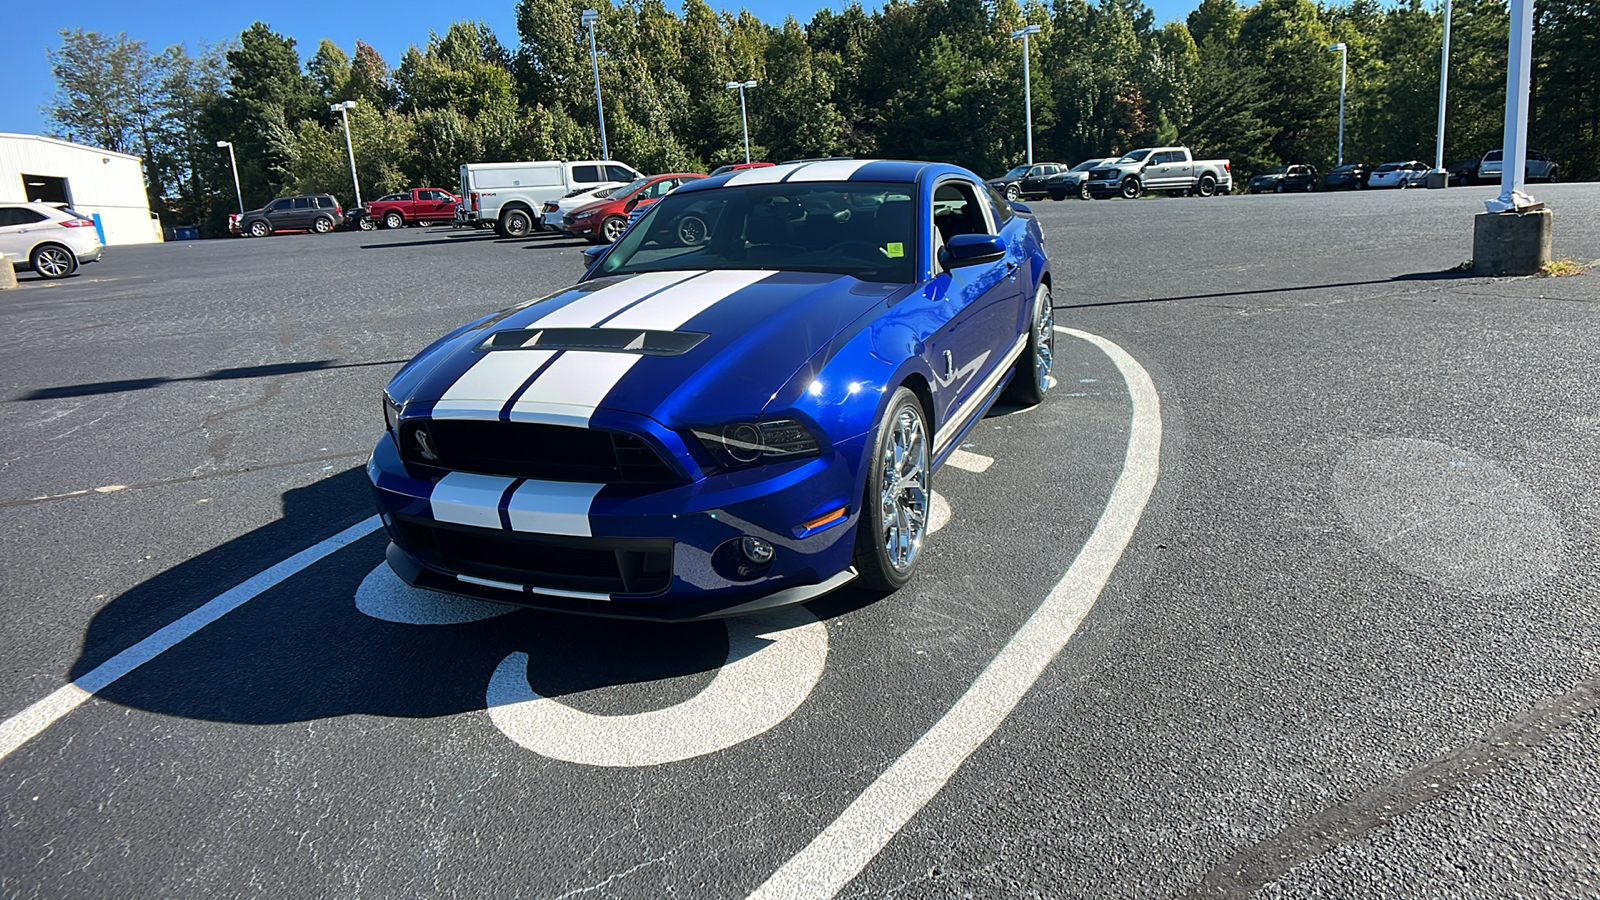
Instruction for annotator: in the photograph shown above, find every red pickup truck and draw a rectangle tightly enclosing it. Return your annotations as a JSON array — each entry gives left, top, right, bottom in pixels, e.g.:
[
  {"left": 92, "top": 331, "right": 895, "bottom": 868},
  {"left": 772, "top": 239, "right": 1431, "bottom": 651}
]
[{"left": 364, "top": 188, "right": 459, "bottom": 229}]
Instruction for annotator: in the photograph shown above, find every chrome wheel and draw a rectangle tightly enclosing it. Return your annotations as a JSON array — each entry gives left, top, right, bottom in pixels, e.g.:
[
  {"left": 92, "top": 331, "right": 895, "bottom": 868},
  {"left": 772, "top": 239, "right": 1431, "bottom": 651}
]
[
  {"left": 358, "top": 216, "right": 377, "bottom": 231},
  {"left": 877, "top": 405, "right": 928, "bottom": 574},
  {"left": 249, "top": 221, "right": 269, "bottom": 237},
  {"left": 1032, "top": 290, "right": 1055, "bottom": 392},
  {"left": 312, "top": 216, "right": 332, "bottom": 233},
  {"left": 1005, "top": 184, "right": 1020, "bottom": 202},
  {"left": 602, "top": 216, "right": 626, "bottom": 243},
  {"left": 32, "top": 246, "right": 74, "bottom": 278},
  {"left": 385, "top": 212, "right": 404, "bottom": 229}
]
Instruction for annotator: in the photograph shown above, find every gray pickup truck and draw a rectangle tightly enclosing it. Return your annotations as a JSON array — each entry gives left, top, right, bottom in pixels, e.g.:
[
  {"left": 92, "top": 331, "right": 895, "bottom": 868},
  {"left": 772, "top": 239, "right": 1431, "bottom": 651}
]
[{"left": 1086, "top": 146, "right": 1232, "bottom": 199}]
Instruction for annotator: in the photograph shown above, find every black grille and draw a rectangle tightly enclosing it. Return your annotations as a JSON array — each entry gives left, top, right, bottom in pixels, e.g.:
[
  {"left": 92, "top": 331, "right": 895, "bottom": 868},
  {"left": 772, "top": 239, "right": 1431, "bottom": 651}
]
[
  {"left": 401, "top": 419, "right": 679, "bottom": 484},
  {"left": 394, "top": 515, "right": 673, "bottom": 596},
  {"left": 1088, "top": 168, "right": 1118, "bottom": 180}
]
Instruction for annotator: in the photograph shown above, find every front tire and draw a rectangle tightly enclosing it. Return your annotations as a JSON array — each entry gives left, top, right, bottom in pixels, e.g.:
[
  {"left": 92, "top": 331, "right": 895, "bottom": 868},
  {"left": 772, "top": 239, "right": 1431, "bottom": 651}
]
[
  {"left": 1003, "top": 282, "right": 1054, "bottom": 406},
  {"left": 248, "top": 220, "right": 270, "bottom": 237},
  {"left": 1049, "top": 191, "right": 1066, "bottom": 201},
  {"left": 601, "top": 216, "right": 627, "bottom": 243},
  {"left": 1005, "top": 184, "right": 1021, "bottom": 202},
  {"left": 358, "top": 216, "right": 377, "bottom": 231},
  {"left": 30, "top": 244, "right": 77, "bottom": 279},
  {"left": 1120, "top": 178, "right": 1142, "bottom": 200},
  {"left": 1079, "top": 182, "right": 1091, "bottom": 201},
  {"left": 854, "top": 387, "right": 931, "bottom": 592}
]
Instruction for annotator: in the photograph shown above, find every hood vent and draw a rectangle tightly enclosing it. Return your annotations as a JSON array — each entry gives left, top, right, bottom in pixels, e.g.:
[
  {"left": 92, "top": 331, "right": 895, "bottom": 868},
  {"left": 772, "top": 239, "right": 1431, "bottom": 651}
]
[{"left": 478, "top": 327, "right": 708, "bottom": 357}]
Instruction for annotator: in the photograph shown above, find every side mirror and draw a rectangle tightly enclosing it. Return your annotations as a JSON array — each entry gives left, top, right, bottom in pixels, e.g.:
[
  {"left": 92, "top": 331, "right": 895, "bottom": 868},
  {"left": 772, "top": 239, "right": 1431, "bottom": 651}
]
[
  {"left": 941, "top": 234, "right": 1006, "bottom": 270},
  {"left": 581, "top": 244, "right": 606, "bottom": 271},
  {"left": 625, "top": 197, "right": 640, "bottom": 212}
]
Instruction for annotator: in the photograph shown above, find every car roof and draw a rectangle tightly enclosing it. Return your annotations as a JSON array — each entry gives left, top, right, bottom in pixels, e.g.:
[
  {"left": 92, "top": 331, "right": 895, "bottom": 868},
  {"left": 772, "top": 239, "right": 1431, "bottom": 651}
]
[{"left": 678, "top": 159, "right": 969, "bottom": 194}]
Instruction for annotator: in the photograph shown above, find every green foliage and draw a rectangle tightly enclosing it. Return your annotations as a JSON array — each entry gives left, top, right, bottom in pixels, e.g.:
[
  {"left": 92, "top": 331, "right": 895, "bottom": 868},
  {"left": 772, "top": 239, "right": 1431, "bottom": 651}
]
[{"left": 44, "top": 0, "right": 1600, "bottom": 239}]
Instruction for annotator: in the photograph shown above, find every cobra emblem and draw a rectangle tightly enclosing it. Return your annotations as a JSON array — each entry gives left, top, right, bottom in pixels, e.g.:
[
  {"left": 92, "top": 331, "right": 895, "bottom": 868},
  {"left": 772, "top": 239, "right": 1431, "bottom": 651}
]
[{"left": 414, "top": 428, "right": 439, "bottom": 461}]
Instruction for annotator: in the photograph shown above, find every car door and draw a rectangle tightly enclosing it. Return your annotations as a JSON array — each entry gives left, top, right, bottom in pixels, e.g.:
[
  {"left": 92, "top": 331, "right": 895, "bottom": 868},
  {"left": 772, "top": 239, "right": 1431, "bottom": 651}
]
[
  {"left": 289, "top": 197, "right": 314, "bottom": 229},
  {"left": 424, "top": 190, "right": 455, "bottom": 219},
  {"left": 1143, "top": 151, "right": 1175, "bottom": 189},
  {"left": 0, "top": 207, "right": 50, "bottom": 259},
  {"left": 921, "top": 177, "right": 1026, "bottom": 441},
  {"left": 1021, "top": 165, "right": 1049, "bottom": 196}
]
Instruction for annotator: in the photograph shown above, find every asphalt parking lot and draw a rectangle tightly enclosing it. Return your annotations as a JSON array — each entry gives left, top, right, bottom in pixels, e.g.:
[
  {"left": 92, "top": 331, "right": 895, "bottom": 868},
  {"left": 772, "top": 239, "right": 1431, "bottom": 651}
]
[{"left": 2, "top": 184, "right": 1598, "bottom": 899}]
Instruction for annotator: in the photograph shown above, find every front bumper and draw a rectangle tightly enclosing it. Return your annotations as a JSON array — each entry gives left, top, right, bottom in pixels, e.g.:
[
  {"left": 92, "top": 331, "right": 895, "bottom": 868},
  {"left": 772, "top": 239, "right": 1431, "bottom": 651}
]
[
  {"left": 368, "top": 425, "right": 868, "bottom": 620},
  {"left": 1086, "top": 180, "right": 1121, "bottom": 198}
]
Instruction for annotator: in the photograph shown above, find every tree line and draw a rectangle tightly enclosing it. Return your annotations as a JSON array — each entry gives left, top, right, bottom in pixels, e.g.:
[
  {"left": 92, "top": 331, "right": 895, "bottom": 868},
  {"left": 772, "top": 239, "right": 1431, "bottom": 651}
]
[{"left": 44, "top": 0, "right": 1599, "bottom": 236}]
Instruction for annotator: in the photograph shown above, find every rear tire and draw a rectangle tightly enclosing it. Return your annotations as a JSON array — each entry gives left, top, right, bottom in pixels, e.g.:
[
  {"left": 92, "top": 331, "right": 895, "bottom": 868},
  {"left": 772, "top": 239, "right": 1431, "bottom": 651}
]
[
  {"left": 312, "top": 216, "right": 333, "bottom": 234},
  {"left": 501, "top": 209, "right": 533, "bottom": 238},
  {"left": 30, "top": 244, "right": 77, "bottom": 279},
  {"left": 1197, "top": 175, "right": 1216, "bottom": 197},
  {"left": 384, "top": 211, "right": 404, "bottom": 230},
  {"left": 853, "top": 387, "right": 931, "bottom": 592},
  {"left": 1002, "top": 282, "right": 1054, "bottom": 407}
]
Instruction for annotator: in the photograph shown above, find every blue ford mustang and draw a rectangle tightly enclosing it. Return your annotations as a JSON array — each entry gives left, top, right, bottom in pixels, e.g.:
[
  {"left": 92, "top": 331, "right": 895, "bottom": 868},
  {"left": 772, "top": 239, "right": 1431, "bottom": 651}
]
[{"left": 370, "top": 159, "right": 1054, "bottom": 620}]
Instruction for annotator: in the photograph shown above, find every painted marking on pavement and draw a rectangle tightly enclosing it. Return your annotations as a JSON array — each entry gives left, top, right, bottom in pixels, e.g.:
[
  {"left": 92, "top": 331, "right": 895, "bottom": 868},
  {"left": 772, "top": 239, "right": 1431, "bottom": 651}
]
[
  {"left": 927, "top": 491, "right": 951, "bottom": 535},
  {"left": 945, "top": 449, "right": 994, "bottom": 473},
  {"left": 354, "top": 563, "right": 514, "bottom": 625},
  {"left": 486, "top": 605, "right": 828, "bottom": 767},
  {"left": 748, "top": 326, "right": 1161, "bottom": 899},
  {"left": 0, "top": 517, "right": 382, "bottom": 762}
]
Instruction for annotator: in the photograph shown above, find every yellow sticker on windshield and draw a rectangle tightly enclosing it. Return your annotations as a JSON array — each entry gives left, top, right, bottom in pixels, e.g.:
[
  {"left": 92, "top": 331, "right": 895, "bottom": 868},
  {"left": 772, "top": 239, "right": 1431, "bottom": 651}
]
[{"left": 885, "top": 242, "right": 904, "bottom": 258}]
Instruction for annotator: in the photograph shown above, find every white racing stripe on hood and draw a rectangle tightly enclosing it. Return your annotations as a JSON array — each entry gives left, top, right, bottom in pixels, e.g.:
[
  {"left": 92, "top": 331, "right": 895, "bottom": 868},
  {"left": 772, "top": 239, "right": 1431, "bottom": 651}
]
[
  {"left": 433, "top": 271, "right": 703, "bottom": 420},
  {"left": 783, "top": 159, "right": 868, "bottom": 182},
  {"left": 508, "top": 269, "right": 775, "bottom": 426},
  {"left": 506, "top": 480, "right": 604, "bottom": 536},
  {"left": 430, "top": 472, "right": 516, "bottom": 529}
]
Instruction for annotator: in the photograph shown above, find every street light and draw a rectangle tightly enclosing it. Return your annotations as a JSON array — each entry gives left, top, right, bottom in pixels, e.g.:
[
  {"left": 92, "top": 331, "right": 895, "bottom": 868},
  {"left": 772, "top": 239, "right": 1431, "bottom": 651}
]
[
  {"left": 215, "top": 140, "right": 244, "bottom": 215},
  {"left": 1328, "top": 43, "right": 1347, "bottom": 167},
  {"left": 1432, "top": 0, "right": 1452, "bottom": 182},
  {"left": 330, "top": 100, "right": 362, "bottom": 209},
  {"left": 1010, "top": 24, "right": 1042, "bottom": 166},
  {"left": 581, "top": 9, "right": 609, "bottom": 160},
  {"left": 725, "top": 80, "right": 758, "bottom": 164}
]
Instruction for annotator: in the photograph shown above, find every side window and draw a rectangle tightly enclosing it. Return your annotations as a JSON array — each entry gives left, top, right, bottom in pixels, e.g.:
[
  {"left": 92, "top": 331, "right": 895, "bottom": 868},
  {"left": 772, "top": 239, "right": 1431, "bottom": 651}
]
[
  {"left": 932, "top": 180, "right": 996, "bottom": 262},
  {"left": 0, "top": 209, "right": 18, "bottom": 227},
  {"left": 267, "top": 199, "right": 288, "bottom": 211},
  {"left": 604, "top": 165, "right": 636, "bottom": 183},
  {"left": 571, "top": 164, "right": 601, "bottom": 184},
  {"left": 0, "top": 208, "right": 49, "bottom": 226},
  {"left": 982, "top": 184, "right": 1015, "bottom": 226},
  {"left": 293, "top": 197, "right": 311, "bottom": 210},
  {"left": 318, "top": 196, "right": 335, "bottom": 208}
]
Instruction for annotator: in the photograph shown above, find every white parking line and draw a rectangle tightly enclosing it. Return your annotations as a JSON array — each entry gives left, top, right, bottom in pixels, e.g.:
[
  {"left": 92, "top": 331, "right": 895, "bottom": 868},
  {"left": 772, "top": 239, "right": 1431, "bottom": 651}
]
[
  {"left": 747, "top": 327, "right": 1162, "bottom": 900},
  {"left": 0, "top": 517, "right": 381, "bottom": 762},
  {"left": 945, "top": 449, "right": 994, "bottom": 473}
]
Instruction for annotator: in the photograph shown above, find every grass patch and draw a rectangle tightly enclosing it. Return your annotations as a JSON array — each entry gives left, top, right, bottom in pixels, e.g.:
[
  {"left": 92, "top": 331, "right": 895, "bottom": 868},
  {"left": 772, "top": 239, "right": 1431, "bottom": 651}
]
[{"left": 1539, "top": 258, "right": 1588, "bottom": 277}]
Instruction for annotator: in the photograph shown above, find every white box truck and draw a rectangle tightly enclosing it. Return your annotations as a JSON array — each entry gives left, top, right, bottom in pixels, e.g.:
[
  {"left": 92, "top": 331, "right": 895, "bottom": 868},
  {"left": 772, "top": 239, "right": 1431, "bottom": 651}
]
[{"left": 459, "top": 160, "right": 643, "bottom": 237}]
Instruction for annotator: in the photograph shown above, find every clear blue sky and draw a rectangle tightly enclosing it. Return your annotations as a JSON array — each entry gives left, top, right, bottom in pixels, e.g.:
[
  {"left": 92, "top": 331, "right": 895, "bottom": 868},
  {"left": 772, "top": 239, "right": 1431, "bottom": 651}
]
[{"left": 4, "top": 0, "right": 1200, "bottom": 139}]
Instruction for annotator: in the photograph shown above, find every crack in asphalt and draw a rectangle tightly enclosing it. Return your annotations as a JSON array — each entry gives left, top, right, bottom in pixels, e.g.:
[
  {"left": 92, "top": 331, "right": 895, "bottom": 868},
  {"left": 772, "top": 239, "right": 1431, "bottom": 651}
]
[
  {"left": 1187, "top": 670, "right": 1600, "bottom": 898},
  {"left": 0, "top": 450, "right": 369, "bottom": 508}
]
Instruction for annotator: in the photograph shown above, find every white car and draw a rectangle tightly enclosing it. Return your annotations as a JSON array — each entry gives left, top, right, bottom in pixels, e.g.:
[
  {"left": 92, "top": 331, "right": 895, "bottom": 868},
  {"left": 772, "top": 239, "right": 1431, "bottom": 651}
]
[
  {"left": 0, "top": 203, "right": 104, "bottom": 279},
  {"left": 1368, "top": 160, "right": 1430, "bottom": 189},
  {"left": 540, "top": 182, "right": 627, "bottom": 234}
]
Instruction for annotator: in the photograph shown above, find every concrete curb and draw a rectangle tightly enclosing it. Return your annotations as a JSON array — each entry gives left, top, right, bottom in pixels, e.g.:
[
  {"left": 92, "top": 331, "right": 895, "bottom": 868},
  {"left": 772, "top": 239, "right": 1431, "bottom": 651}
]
[{"left": 0, "top": 253, "right": 18, "bottom": 290}]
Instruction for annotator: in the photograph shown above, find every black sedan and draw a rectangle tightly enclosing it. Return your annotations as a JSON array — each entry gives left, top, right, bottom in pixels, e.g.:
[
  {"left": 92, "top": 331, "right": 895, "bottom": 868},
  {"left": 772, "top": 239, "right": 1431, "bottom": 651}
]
[
  {"left": 1322, "top": 163, "right": 1370, "bottom": 191},
  {"left": 1249, "top": 164, "right": 1319, "bottom": 194}
]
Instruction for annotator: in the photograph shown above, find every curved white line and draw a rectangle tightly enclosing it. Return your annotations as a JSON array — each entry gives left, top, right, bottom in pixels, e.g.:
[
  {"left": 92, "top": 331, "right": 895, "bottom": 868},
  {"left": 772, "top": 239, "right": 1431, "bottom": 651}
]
[
  {"left": 748, "top": 326, "right": 1162, "bottom": 899},
  {"left": 0, "top": 517, "right": 382, "bottom": 762},
  {"left": 486, "top": 605, "right": 828, "bottom": 767},
  {"left": 354, "top": 563, "right": 515, "bottom": 625}
]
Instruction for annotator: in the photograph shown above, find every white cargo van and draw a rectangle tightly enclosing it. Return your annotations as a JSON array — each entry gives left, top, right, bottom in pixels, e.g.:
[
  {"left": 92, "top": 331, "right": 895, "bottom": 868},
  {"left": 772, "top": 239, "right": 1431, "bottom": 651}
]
[{"left": 459, "top": 160, "right": 643, "bottom": 237}]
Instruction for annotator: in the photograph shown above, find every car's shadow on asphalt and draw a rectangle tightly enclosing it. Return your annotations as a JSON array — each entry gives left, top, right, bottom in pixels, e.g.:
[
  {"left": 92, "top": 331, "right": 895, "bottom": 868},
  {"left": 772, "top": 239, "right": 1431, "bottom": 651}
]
[
  {"left": 67, "top": 465, "right": 866, "bottom": 725},
  {"left": 1057, "top": 270, "right": 1477, "bottom": 309}
]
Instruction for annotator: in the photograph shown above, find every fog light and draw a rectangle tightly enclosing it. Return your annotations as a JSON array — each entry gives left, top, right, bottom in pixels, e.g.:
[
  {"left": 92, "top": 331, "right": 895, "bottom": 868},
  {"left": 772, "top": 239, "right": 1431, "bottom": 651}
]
[{"left": 739, "top": 537, "right": 775, "bottom": 565}]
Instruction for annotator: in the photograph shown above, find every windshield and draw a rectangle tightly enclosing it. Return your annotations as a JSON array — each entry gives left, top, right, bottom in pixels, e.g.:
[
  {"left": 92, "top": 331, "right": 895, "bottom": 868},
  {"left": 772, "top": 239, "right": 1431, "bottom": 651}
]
[
  {"left": 1375, "top": 163, "right": 1401, "bottom": 172},
  {"left": 1482, "top": 150, "right": 1504, "bottom": 162},
  {"left": 1070, "top": 159, "right": 1103, "bottom": 171},
  {"left": 1115, "top": 150, "right": 1153, "bottom": 165},
  {"left": 1002, "top": 165, "right": 1030, "bottom": 178},
  {"left": 614, "top": 177, "right": 652, "bottom": 198},
  {"left": 599, "top": 181, "right": 918, "bottom": 284}
]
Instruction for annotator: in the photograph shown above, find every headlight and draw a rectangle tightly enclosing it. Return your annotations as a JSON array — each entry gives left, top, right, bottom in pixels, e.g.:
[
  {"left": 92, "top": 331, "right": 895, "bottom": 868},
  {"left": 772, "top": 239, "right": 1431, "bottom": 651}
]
[
  {"left": 691, "top": 419, "right": 819, "bottom": 469},
  {"left": 383, "top": 393, "right": 402, "bottom": 435}
]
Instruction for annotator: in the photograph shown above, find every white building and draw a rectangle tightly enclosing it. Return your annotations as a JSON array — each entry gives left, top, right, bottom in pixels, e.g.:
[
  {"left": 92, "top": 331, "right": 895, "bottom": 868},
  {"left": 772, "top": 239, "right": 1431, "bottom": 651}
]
[{"left": 0, "top": 133, "right": 162, "bottom": 245}]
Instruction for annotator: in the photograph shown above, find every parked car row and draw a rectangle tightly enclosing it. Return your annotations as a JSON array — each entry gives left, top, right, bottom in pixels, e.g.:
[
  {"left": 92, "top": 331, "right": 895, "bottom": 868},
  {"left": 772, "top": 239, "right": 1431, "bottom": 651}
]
[{"left": 987, "top": 146, "right": 1232, "bottom": 201}]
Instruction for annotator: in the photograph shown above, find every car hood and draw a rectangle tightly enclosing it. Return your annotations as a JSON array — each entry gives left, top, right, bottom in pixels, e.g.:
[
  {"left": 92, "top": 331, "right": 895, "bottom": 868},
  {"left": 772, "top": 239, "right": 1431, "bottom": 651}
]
[{"left": 394, "top": 269, "right": 899, "bottom": 429}]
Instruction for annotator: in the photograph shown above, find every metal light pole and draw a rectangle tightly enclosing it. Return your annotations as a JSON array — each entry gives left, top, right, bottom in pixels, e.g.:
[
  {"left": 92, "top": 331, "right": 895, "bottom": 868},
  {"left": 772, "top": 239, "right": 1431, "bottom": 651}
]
[
  {"left": 581, "top": 9, "right": 609, "bottom": 160},
  {"left": 1433, "top": 0, "right": 1452, "bottom": 176},
  {"left": 1489, "top": 0, "right": 1535, "bottom": 210},
  {"left": 215, "top": 140, "right": 244, "bottom": 214},
  {"left": 330, "top": 101, "right": 362, "bottom": 209},
  {"left": 1010, "top": 25, "right": 1042, "bottom": 166},
  {"left": 1329, "top": 43, "right": 1347, "bottom": 167},
  {"left": 725, "top": 80, "right": 758, "bottom": 164}
]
